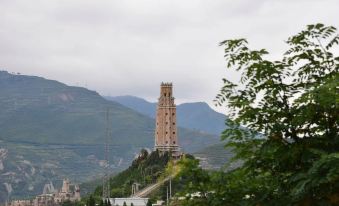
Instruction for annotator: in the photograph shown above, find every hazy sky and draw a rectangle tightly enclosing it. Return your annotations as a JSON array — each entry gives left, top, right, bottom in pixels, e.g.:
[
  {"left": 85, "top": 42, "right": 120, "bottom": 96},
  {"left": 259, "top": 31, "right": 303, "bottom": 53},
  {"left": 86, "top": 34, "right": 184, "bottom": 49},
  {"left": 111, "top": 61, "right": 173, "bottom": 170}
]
[{"left": 1, "top": 0, "right": 338, "bottom": 112}]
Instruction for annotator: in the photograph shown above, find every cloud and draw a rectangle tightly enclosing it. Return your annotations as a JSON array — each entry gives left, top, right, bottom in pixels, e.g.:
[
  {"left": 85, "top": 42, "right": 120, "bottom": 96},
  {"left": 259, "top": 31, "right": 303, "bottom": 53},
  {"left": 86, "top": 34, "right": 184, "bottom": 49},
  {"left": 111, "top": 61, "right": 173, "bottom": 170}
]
[{"left": 0, "top": 0, "right": 338, "bottom": 112}]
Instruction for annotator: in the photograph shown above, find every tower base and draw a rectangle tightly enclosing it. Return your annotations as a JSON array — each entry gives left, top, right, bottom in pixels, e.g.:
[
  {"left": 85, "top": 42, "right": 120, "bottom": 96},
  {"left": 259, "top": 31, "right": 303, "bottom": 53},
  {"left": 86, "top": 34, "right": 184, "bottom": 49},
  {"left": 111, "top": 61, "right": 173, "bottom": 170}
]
[{"left": 155, "top": 145, "right": 182, "bottom": 159}]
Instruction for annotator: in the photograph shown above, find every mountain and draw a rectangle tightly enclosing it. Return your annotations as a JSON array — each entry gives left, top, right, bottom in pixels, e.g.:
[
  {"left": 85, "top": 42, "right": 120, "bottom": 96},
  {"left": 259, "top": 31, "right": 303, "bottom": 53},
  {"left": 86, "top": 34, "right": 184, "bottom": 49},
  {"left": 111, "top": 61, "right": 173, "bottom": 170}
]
[
  {"left": 0, "top": 71, "right": 219, "bottom": 203},
  {"left": 105, "top": 96, "right": 228, "bottom": 136},
  {"left": 193, "top": 143, "right": 233, "bottom": 170},
  {"left": 177, "top": 102, "right": 227, "bottom": 135},
  {"left": 193, "top": 143, "right": 244, "bottom": 172},
  {"left": 105, "top": 96, "right": 157, "bottom": 118}
]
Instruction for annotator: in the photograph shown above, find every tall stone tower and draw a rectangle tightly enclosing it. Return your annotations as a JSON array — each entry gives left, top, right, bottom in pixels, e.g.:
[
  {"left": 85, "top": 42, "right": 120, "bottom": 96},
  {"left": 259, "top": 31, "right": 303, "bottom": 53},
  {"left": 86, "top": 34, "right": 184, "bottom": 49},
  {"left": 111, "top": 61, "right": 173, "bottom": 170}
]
[{"left": 155, "top": 83, "right": 179, "bottom": 152}]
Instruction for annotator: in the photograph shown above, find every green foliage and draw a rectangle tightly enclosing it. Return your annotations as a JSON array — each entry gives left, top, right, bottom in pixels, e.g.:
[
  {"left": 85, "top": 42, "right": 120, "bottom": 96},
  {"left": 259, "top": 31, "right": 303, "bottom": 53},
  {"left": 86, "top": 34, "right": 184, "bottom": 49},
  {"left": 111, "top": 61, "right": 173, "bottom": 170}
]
[
  {"left": 179, "top": 23, "right": 339, "bottom": 205},
  {"left": 61, "top": 200, "right": 84, "bottom": 206},
  {"left": 146, "top": 200, "right": 153, "bottom": 206},
  {"left": 175, "top": 158, "right": 211, "bottom": 206},
  {"left": 86, "top": 195, "right": 96, "bottom": 206},
  {"left": 96, "top": 199, "right": 111, "bottom": 206},
  {"left": 178, "top": 158, "right": 210, "bottom": 199},
  {"left": 94, "top": 150, "right": 171, "bottom": 198}
]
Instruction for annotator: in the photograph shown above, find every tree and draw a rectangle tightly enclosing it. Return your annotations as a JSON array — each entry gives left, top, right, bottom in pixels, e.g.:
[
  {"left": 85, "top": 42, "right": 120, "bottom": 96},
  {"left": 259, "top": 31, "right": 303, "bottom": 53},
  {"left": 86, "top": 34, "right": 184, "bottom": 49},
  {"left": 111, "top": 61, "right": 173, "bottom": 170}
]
[
  {"left": 214, "top": 23, "right": 339, "bottom": 205},
  {"left": 179, "top": 23, "right": 339, "bottom": 206},
  {"left": 87, "top": 195, "right": 96, "bottom": 206},
  {"left": 177, "top": 158, "right": 211, "bottom": 206},
  {"left": 146, "top": 200, "right": 152, "bottom": 206},
  {"left": 107, "top": 199, "right": 112, "bottom": 206},
  {"left": 61, "top": 200, "right": 73, "bottom": 206}
]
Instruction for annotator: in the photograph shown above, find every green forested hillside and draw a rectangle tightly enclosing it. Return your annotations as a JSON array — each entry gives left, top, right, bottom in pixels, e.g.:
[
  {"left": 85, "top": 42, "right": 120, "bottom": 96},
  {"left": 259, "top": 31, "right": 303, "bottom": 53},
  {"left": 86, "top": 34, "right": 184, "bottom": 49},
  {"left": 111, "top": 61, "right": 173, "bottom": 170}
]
[
  {"left": 0, "top": 71, "right": 153, "bottom": 145},
  {"left": 87, "top": 150, "right": 197, "bottom": 206},
  {"left": 93, "top": 150, "right": 170, "bottom": 198}
]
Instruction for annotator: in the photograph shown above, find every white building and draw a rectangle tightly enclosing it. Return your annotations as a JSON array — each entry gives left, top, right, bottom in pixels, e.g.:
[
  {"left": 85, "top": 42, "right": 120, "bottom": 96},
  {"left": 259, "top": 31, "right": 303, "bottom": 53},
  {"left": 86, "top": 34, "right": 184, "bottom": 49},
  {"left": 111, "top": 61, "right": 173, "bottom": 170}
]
[
  {"left": 108, "top": 198, "right": 148, "bottom": 206},
  {"left": 152, "top": 200, "right": 165, "bottom": 206}
]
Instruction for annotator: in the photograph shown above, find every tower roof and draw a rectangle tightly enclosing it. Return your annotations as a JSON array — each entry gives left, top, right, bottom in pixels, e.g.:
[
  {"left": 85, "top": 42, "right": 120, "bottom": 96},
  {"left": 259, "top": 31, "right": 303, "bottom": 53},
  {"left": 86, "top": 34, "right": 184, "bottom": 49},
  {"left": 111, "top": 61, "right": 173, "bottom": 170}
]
[{"left": 161, "top": 82, "right": 173, "bottom": 87}]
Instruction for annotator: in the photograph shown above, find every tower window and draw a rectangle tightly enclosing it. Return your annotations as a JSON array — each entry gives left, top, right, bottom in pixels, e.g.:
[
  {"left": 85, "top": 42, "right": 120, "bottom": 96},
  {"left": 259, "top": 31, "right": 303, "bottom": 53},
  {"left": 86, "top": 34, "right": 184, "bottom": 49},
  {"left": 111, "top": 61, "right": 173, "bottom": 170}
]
[
  {"left": 173, "top": 132, "right": 175, "bottom": 134},
  {"left": 173, "top": 141, "right": 176, "bottom": 144},
  {"left": 166, "top": 132, "right": 168, "bottom": 134},
  {"left": 164, "top": 93, "right": 166, "bottom": 97},
  {"left": 172, "top": 113, "right": 175, "bottom": 115},
  {"left": 173, "top": 122, "right": 175, "bottom": 125},
  {"left": 166, "top": 113, "right": 168, "bottom": 115},
  {"left": 166, "top": 141, "right": 168, "bottom": 144},
  {"left": 166, "top": 122, "right": 168, "bottom": 124}
]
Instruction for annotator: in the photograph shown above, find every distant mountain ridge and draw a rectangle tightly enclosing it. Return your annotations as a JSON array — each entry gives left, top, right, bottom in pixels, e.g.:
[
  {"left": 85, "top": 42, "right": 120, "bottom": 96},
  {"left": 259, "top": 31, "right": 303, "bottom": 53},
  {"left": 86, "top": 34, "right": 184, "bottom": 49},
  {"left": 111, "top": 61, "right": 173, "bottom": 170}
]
[
  {"left": 105, "top": 95, "right": 228, "bottom": 135},
  {"left": 106, "top": 95, "right": 157, "bottom": 118},
  {"left": 0, "top": 71, "right": 219, "bottom": 203}
]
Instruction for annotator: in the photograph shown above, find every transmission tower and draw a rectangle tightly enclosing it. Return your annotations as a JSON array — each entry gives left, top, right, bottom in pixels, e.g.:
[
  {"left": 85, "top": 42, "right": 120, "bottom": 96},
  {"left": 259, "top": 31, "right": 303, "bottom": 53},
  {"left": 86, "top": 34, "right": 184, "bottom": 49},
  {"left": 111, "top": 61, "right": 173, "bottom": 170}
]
[{"left": 102, "top": 108, "right": 112, "bottom": 199}]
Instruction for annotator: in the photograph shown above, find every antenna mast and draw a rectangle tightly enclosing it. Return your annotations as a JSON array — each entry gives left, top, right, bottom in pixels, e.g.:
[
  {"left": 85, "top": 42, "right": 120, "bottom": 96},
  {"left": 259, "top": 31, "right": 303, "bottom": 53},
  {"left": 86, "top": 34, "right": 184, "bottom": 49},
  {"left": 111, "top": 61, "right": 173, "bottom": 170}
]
[{"left": 102, "top": 108, "right": 112, "bottom": 199}]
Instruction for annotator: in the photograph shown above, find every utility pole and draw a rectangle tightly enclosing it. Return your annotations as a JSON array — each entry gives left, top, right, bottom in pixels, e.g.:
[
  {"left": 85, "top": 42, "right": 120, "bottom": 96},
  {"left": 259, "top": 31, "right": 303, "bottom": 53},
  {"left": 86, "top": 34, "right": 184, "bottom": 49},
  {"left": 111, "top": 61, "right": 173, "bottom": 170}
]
[
  {"left": 169, "top": 177, "right": 172, "bottom": 199},
  {"left": 102, "top": 108, "right": 112, "bottom": 200},
  {"left": 143, "top": 168, "right": 146, "bottom": 185},
  {"left": 166, "top": 186, "right": 169, "bottom": 206}
]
